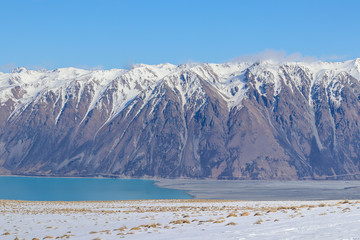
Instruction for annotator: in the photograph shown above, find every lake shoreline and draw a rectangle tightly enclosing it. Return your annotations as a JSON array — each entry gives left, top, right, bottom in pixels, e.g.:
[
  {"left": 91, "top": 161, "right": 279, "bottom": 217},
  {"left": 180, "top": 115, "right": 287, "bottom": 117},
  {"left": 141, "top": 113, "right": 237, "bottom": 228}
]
[
  {"left": 4, "top": 173, "right": 360, "bottom": 181},
  {"left": 155, "top": 179, "right": 360, "bottom": 201}
]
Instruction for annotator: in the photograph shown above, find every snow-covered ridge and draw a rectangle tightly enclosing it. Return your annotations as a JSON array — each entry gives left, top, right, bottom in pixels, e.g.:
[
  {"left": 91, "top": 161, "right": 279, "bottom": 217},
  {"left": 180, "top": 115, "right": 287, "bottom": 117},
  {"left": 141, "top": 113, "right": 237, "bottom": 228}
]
[{"left": 1, "top": 59, "right": 360, "bottom": 120}]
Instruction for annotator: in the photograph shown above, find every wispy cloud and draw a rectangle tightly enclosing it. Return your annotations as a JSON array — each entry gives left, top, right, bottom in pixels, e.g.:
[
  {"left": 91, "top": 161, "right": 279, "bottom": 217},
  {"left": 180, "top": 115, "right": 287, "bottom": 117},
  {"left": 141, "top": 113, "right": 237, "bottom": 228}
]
[
  {"left": 230, "top": 49, "right": 319, "bottom": 63},
  {"left": 320, "top": 54, "right": 349, "bottom": 61},
  {"left": 75, "top": 65, "right": 104, "bottom": 71},
  {"left": 26, "top": 61, "right": 56, "bottom": 71},
  {"left": 0, "top": 62, "right": 16, "bottom": 73},
  {"left": 89, "top": 65, "right": 104, "bottom": 71}
]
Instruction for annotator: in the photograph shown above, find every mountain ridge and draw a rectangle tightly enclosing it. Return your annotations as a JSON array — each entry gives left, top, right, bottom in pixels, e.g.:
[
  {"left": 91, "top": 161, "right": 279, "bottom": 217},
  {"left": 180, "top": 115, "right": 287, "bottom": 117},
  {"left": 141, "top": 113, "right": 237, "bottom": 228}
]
[{"left": 1, "top": 59, "right": 360, "bottom": 180}]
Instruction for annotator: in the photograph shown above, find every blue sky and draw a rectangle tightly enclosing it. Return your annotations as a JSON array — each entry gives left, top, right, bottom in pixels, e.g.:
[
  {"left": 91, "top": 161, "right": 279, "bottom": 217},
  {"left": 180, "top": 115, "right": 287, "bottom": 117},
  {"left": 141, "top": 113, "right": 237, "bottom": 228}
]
[{"left": 1, "top": 0, "right": 359, "bottom": 71}]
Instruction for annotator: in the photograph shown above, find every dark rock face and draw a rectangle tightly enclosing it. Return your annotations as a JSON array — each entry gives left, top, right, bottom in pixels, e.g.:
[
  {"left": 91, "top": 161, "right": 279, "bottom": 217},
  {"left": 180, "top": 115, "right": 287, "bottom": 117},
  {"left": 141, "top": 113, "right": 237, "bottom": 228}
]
[{"left": 1, "top": 61, "right": 360, "bottom": 179}]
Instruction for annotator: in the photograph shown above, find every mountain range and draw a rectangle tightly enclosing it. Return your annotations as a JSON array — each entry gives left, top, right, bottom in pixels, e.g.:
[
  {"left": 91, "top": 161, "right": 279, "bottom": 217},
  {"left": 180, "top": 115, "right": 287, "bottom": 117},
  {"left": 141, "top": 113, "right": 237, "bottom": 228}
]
[{"left": 1, "top": 59, "right": 360, "bottom": 180}]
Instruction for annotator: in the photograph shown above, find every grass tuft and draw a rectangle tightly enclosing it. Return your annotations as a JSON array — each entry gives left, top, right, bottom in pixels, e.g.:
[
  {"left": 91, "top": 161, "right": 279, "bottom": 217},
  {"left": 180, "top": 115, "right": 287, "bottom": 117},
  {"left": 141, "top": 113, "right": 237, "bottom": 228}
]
[{"left": 240, "top": 211, "right": 250, "bottom": 216}]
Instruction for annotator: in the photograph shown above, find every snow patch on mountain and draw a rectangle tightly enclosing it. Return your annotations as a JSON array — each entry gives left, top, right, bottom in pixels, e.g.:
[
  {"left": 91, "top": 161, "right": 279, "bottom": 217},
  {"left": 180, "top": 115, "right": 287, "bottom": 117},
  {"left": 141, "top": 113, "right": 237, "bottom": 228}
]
[{"left": 1, "top": 60, "right": 360, "bottom": 121}]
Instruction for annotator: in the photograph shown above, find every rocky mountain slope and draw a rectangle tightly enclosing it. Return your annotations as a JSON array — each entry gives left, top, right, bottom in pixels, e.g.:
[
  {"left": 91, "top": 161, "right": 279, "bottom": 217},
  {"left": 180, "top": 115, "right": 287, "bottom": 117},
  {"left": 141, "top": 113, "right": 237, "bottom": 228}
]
[{"left": 1, "top": 60, "right": 360, "bottom": 180}]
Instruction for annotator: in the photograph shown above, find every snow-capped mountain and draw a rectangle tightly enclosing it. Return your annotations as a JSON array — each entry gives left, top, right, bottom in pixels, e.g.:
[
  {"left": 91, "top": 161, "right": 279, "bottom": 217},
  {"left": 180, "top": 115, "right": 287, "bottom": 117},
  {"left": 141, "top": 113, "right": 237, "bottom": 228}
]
[{"left": 1, "top": 59, "right": 360, "bottom": 179}]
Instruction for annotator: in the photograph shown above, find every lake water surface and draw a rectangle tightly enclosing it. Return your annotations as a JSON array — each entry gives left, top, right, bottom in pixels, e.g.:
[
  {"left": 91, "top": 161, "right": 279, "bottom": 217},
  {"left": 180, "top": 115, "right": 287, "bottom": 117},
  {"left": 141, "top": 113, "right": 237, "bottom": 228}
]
[
  {"left": 2, "top": 176, "right": 360, "bottom": 201},
  {"left": 0, "top": 176, "right": 192, "bottom": 201}
]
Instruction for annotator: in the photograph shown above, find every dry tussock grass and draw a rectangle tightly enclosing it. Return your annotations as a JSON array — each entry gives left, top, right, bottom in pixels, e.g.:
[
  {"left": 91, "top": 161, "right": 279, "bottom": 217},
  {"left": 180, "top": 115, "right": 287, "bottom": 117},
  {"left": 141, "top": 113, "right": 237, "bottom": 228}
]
[
  {"left": 169, "top": 219, "right": 190, "bottom": 224},
  {"left": 214, "top": 219, "right": 225, "bottom": 223},
  {"left": 241, "top": 211, "right": 250, "bottom": 216},
  {"left": 4, "top": 199, "right": 350, "bottom": 218},
  {"left": 226, "top": 222, "right": 237, "bottom": 226},
  {"left": 227, "top": 212, "right": 237, "bottom": 218},
  {"left": 55, "top": 234, "right": 73, "bottom": 239},
  {"left": 138, "top": 223, "right": 160, "bottom": 228},
  {"left": 114, "top": 226, "right": 127, "bottom": 231},
  {"left": 130, "top": 227, "right": 141, "bottom": 231},
  {"left": 276, "top": 206, "right": 298, "bottom": 211},
  {"left": 266, "top": 209, "right": 276, "bottom": 213},
  {"left": 342, "top": 208, "right": 351, "bottom": 212},
  {"left": 199, "top": 219, "right": 215, "bottom": 223}
]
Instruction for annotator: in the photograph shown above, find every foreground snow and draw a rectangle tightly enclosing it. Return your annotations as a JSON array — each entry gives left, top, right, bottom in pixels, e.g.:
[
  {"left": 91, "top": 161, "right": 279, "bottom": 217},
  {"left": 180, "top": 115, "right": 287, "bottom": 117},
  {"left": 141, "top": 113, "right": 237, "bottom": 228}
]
[{"left": 1, "top": 199, "right": 359, "bottom": 239}]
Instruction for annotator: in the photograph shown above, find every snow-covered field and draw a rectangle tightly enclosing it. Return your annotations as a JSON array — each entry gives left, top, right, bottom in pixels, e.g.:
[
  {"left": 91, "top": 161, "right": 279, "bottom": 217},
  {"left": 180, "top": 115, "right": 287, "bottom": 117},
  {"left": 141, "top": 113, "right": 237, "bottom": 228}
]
[{"left": 1, "top": 199, "right": 360, "bottom": 240}]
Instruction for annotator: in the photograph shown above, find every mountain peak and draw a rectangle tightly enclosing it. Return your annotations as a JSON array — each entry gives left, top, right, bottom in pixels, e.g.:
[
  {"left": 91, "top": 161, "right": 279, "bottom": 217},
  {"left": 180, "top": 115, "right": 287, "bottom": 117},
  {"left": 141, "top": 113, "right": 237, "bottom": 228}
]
[{"left": 11, "top": 67, "right": 28, "bottom": 74}]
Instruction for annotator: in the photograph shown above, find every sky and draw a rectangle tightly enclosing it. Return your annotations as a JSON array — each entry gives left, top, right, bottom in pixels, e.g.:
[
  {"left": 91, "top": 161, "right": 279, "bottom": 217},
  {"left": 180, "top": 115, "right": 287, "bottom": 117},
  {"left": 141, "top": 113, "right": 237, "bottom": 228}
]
[{"left": 1, "top": 0, "right": 359, "bottom": 72}]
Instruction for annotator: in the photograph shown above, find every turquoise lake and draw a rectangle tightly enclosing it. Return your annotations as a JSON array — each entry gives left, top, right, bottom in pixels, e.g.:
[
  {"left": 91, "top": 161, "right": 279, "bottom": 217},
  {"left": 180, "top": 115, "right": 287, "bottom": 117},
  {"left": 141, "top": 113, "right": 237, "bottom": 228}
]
[{"left": 0, "top": 176, "right": 192, "bottom": 201}]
